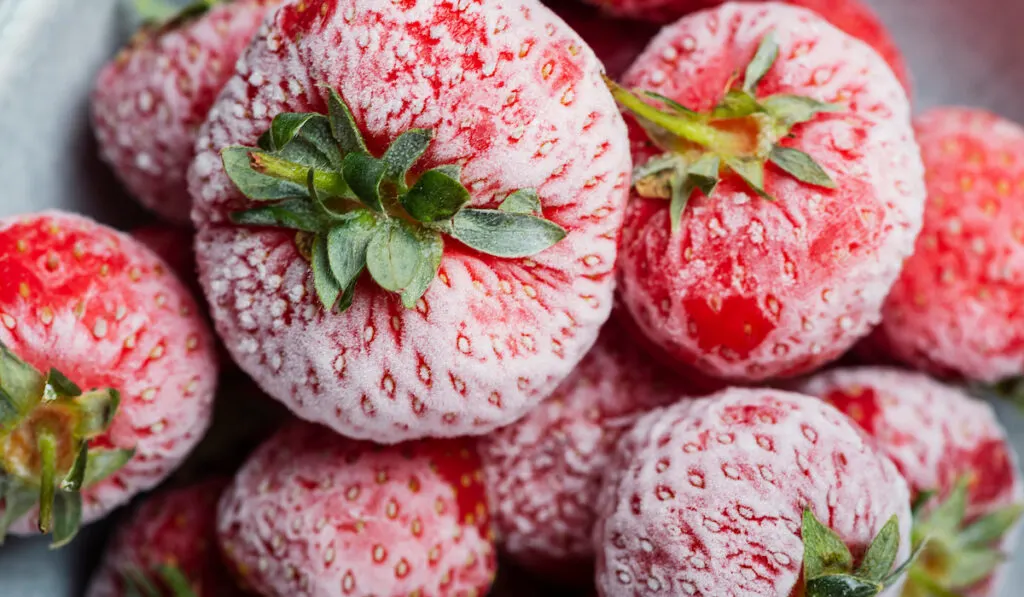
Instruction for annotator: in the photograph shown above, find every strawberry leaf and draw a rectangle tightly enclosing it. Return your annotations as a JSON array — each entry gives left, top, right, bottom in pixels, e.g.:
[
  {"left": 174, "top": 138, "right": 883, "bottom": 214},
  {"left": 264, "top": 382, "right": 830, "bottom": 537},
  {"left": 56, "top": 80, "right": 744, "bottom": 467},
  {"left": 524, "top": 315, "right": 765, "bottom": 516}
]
[
  {"left": 50, "top": 490, "right": 82, "bottom": 548},
  {"left": 770, "top": 146, "right": 835, "bottom": 189},
  {"left": 882, "top": 535, "right": 927, "bottom": 588},
  {"left": 83, "top": 448, "right": 136, "bottom": 488},
  {"left": 43, "top": 369, "right": 81, "bottom": 402},
  {"left": 449, "top": 209, "right": 566, "bottom": 258},
  {"left": 642, "top": 91, "right": 698, "bottom": 116},
  {"left": 761, "top": 95, "right": 842, "bottom": 129},
  {"left": 401, "top": 168, "right": 471, "bottom": 222},
  {"left": 312, "top": 233, "right": 342, "bottom": 309},
  {"left": 324, "top": 211, "right": 378, "bottom": 305},
  {"left": 726, "top": 156, "right": 774, "bottom": 201},
  {"left": 60, "top": 443, "right": 88, "bottom": 492},
  {"left": 805, "top": 574, "right": 882, "bottom": 597},
  {"left": 0, "top": 342, "right": 45, "bottom": 433},
  {"left": 0, "top": 477, "right": 39, "bottom": 544},
  {"left": 945, "top": 547, "right": 1004, "bottom": 589},
  {"left": 383, "top": 129, "right": 433, "bottom": 187},
  {"left": 803, "top": 508, "right": 854, "bottom": 579},
  {"left": 73, "top": 388, "right": 120, "bottom": 438},
  {"left": 326, "top": 87, "right": 368, "bottom": 154},
  {"left": 712, "top": 90, "right": 761, "bottom": 119},
  {"left": 268, "top": 113, "right": 320, "bottom": 153},
  {"left": 743, "top": 31, "right": 779, "bottom": 93},
  {"left": 924, "top": 478, "right": 969, "bottom": 538},
  {"left": 342, "top": 153, "right": 387, "bottom": 212},
  {"left": 366, "top": 220, "right": 422, "bottom": 293},
  {"left": 222, "top": 148, "right": 308, "bottom": 200},
  {"left": 400, "top": 230, "right": 444, "bottom": 308},
  {"left": 959, "top": 503, "right": 1024, "bottom": 548},
  {"left": 230, "top": 198, "right": 326, "bottom": 232},
  {"left": 855, "top": 515, "right": 900, "bottom": 582},
  {"left": 499, "top": 189, "right": 542, "bottom": 215}
]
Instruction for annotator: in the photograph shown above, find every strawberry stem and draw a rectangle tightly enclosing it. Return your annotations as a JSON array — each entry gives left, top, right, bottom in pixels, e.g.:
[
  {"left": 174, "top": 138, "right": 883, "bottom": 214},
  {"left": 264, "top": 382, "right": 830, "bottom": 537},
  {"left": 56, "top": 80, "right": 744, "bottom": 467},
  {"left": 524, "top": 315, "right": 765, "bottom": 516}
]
[
  {"left": 36, "top": 429, "right": 57, "bottom": 533},
  {"left": 252, "top": 152, "right": 351, "bottom": 198}
]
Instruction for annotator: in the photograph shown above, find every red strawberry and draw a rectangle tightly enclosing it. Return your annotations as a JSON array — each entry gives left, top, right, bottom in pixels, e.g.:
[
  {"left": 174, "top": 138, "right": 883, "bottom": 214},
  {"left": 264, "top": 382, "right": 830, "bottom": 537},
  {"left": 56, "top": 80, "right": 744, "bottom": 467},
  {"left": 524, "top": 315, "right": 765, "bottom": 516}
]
[
  {"left": 577, "top": 0, "right": 911, "bottom": 93},
  {"left": 187, "top": 0, "right": 631, "bottom": 442},
  {"left": 866, "top": 108, "right": 1024, "bottom": 383},
  {"left": 480, "top": 317, "right": 683, "bottom": 584},
  {"left": 92, "top": 0, "right": 281, "bottom": 224},
  {"left": 798, "top": 367, "right": 1024, "bottom": 597},
  {"left": 132, "top": 225, "right": 198, "bottom": 286},
  {"left": 86, "top": 478, "right": 244, "bottom": 597},
  {"left": 594, "top": 388, "right": 915, "bottom": 597},
  {"left": 216, "top": 421, "right": 496, "bottom": 597},
  {"left": 610, "top": 3, "right": 924, "bottom": 383},
  {"left": 545, "top": 0, "right": 660, "bottom": 79},
  {"left": 0, "top": 212, "right": 218, "bottom": 546}
]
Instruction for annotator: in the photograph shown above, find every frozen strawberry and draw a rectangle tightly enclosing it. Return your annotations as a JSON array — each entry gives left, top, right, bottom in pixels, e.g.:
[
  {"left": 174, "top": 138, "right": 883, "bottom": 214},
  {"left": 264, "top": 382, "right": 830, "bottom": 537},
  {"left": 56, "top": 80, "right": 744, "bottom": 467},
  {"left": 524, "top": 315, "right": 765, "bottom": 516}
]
[
  {"left": 187, "top": 0, "right": 631, "bottom": 442},
  {"left": 610, "top": 3, "right": 924, "bottom": 383},
  {"left": 594, "top": 387, "right": 915, "bottom": 597},
  {"left": 798, "top": 367, "right": 1024, "bottom": 597},
  {"left": 92, "top": 0, "right": 281, "bottom": 224},
  {"left": 216, "top": 421, "right": 496, "bottom": 597},
  {"left": 480, "top": 317, "right": 682, "bottom": 584},
  {"left": 86, "top": 478, "right": 244, "bottom": 597},
  {"left": 867, "top": 108, "right": 1024, "bottom": 383},
  {"left": 131, "top": 225, "right": 197, "bottom": 285},
  {"left": 0, "top": 211, "right": 218, "bottom": 546},
  {"left": 546, "top": 0, "right": 659, "bottom": 79},
  {"left": 578, "top": 0, "right": 911, "bottom": 92}
]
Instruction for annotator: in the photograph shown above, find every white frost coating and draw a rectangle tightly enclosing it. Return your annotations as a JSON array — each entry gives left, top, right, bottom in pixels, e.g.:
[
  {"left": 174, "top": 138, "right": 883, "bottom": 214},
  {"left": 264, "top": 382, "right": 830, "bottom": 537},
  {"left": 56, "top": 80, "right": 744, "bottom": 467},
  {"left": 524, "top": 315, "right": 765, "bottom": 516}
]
[
  {"left": 188, "top": 0, "right": 631, "bottom": 442},
  {"left": 479, "top": 319, "right": 685, "bottom": 579},
  {"left": 0, "top": 212, "right": 218, "bottom": 533},
  {"left": 593, "top": 388, "right": 912, "bottom": 597},
  {"left": 799, "top": 367, "right": 1024, "bottom": 597},
  {"left": 615, "top": 3, "right": 926, "bottom": 382}
]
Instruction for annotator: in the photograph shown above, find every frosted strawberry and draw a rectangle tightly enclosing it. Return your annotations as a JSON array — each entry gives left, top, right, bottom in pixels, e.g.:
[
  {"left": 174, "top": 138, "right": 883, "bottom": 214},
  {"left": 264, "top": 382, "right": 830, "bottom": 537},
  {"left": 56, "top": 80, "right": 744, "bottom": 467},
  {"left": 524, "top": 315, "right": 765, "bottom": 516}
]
[
  {"left": 594, "top": 388, "right": 916, "bottom": 597},
  {"left": 480, "top": 318, "right": 682, "bottom": 584},
  {"left": 131, "top": 225, "right": 197, "bottom": 285},
  {"left": 86, "top": 478, "right": 243, "bottom": 597},
  {"left": 216, "top": 421, "right": 495, "bottom": 597},
  {"left": 546, "top": 0, "right": 659, "bottom": 79},
  {"left": 866, "top": 108, "right": 1024, "bottom": 384},
  {"left": 799, "top": 367, "right": 1024, "bottom": 597},
  {"left": 579, "top": 0, "right": 911, "bottom": 92},
  {"left": 610, "top": 3, "right": 924, "bottom": 382},
  {"left": 188, "top": 0, "right": 631, "bottom": 442},
  {"left": 92, "top": 0, "right": 281, "bottom": 223},
  {"left": 0, "top": 212, "right": 218, "bottom": 547}
]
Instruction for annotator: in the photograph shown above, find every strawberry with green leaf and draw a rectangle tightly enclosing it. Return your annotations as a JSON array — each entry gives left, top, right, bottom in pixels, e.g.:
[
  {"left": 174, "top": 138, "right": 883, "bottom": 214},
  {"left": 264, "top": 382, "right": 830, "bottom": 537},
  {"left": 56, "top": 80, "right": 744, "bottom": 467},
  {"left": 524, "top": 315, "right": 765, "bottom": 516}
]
[
  {"left": 188, "top": 0, "right": 631, "bottom": 443},
  {"left": 611, "top": 2, "right": 925, "bottom": 383},
  {"left": 0, "top": 212, "right": 218, "bottom": 547},
  {"left": 800, "top": 368, "right": 1024, "bottom": 597}
]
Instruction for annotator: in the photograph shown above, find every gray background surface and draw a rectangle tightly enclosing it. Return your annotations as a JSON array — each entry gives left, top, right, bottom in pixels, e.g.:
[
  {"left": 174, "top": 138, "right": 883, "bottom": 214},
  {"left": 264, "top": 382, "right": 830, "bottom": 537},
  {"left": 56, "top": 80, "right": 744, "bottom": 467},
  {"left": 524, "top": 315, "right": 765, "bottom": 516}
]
[{"left": 0, "top": 0, "right": 1023, "bottom": 594}]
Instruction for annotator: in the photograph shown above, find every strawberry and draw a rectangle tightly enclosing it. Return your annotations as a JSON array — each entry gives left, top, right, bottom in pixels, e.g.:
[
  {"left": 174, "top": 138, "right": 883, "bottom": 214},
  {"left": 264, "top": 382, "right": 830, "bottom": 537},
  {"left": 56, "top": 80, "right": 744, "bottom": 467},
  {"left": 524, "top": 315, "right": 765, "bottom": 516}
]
[
  {"left": 131, "top": 225, "right": 198, "bottom": 287},
  {"left": 0, "top": 211, "right": 218, "bottom": 546},
  {"left": 545, "top": 0, "right": 660, "bottom": 79},
  {"left": 798, "top": 367, "right": 1024, "bottom": 597},
  {"left": 577, "top": 0, "right": 911, "bottom": 93},
  {"left": 594, "top": 388, "right": 916, "bottom": 597},
  {"left": 86, "top": 478, "right": 244, "bottom": 597},
  {"left": 92, "top": 0, "right": 281, "bottom": 224},
  {"left": 187, "top": 0, "right": 631, "bottom": 442},
  {"left": 216, "top": 421, "right": 496, "bottom": 597},
  {"left": 609, "top": 3, "right": 924, "bottom": 383},
  {"left": 479, "top": 317, "right": 682, "bottom": 584},
  {"left": 866, "top": 108, "right": 1024, "bottom": 384}
]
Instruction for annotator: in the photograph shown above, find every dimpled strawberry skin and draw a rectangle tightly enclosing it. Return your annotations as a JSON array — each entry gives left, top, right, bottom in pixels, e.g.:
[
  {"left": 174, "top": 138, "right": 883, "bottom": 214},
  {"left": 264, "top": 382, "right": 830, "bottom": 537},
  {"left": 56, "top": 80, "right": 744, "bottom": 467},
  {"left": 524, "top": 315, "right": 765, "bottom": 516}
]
[
  {"left": 188, "top": 0, "right": 631, "bottom": 442},
  {"left": 0, "top": 212, "right": 218, "bottom": 532},
  {"left": 579, "top": 0, "right": 911, "bottom": 92},
  {"left": 86, "top": 479, "right": 242, "bottom": 597},
  {"left": 594, "top": 388, "right": 912, "bottom": 597},
  {"left": 216, "top": 421, "right": 496, "bottom": 597},
  {"left": 92, "top": 0, "right": 280, "bottom": 224},
  {"left": 616, "top": 3, "right": 925, "bottom": 382},
  {"left": 799, "top": 367, "right": 1024, "bottom": 596},
  {"left": 870, "top": 108, "right": 1024, "bottom": 383},
  {"left": 480, "top": 318, "right": 684, "bottom": 583}
]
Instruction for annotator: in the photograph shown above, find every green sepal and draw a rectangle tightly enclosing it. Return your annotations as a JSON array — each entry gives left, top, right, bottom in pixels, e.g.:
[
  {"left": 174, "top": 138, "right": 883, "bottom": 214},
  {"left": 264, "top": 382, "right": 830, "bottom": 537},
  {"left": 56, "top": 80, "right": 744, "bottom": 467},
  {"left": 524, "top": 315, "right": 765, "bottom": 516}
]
[
  {"left": 122, "top": 565, "right": 162, "bottom": 597},
  {"left": 449, "top": 209, "right": 567, "bottom": 258},
  {"left": 761, "top": 94, "right": 842, "bottom": 129},
  {"left": 366, "top": 220, "right": 425, "bottom": 294},
  {"left": 911, "top": 489, "right": 937, "bottom": 519},
  {"left": 221, "top": 147, "right": 309, "bottom": 201},
  {"left": 60, "top": 443, "right": 88, "bottom": 493},
  {"left": 669, "top": 155, "right": 720, "bottom": 233},
  {"left": 267, "top": 113, "right": 319, "bottom": 152},
  {"left": 401, "top": 167, "right": 472, "bottom": 222},
  {"left": 383, "top": 129, "right": 433, "bottom": 186},
  {"left": 923, "top": 478, "right": 969, "bottom": 539},
  {"left": 642, "top": 91, "right": 697, "bottom": 116},
  {"left": 855, "top": 515, "right": 900, "bottom": 582},
  {"left": 326, "top": 87, "right": 368, "bottom": 155},
  {"left": 881, "top": 536, "right": 927, "bottom": 587},
  {"left": 230, "top": 197, "right": 327, "bottom": 233},
  {"left": 907, "top": 568, "right": 960, "bottom": 597},
  {"left": 770, "top": 146, "right": 835, "bottom": 189},
  {"left": 342, "top": 153, "right": 387, "bottom": 212},
  {"left": 157, "top": 563, "right": 200, "bottom": 597},
  {"left": 633, "top": 153, "right": 685, "bottom": 199},
  {"left": 83, "top": 447, "right": 136, "bottom": 488},
  {"left": 43, "top": 369, "right": 81, "bottom": 402},
  {"left": 136, "top": 0, "right": 216, "bottom": 28},
  {"left": 0, "top": 477, "right": 38, "bottom": 544},
  {"left": 803, "top": 509, "right": 854, "bottom": 579},
  {"left": 0, "top": 342, "right": 45, "bottom": 433},
  {"left": 959, "top": 503, "right": 1024, "bottom": 548},
  {"left": 324, "top": 211, "right": 378, "bottom": 306},
  {"left": 311, "top": 233, "right": 343, "bottom": 310},
  {"left": 726, "top": 156, "right": 774, "bottom": 200},
  {"left": 805, "top": 575, "right": 882, "bottom": 597},
  {"left": 400, "top": 230, "right": 444, "bottom": 308},
  {"left": 712, "top": 90, "right": 761, "bottom": 119},
  {"left": 73, "top": 388, "right": 121, "bottom": 438},
  {"left": 499, "top": 189, "right": 542, "bottom": 215},
  {"left": 744, "top": 31, "right": 779, "bottom": 93},
  {"left": 944, "top": 547, "right": 1004, "bottom": 590},
  {"left": 49, "top": 490, "right": 82, "bottom": 549}
]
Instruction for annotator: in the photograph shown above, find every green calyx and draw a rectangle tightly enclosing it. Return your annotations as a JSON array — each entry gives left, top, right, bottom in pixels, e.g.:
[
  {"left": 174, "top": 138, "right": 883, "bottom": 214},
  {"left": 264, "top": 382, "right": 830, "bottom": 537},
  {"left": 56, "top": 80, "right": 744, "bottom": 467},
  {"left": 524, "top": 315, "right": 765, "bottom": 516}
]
[
  {"left": 122, "top": 562, "right": 199, "bottom": 597},
  {"left": 801, "top": 509, "right": 922, "bottom": 597},
  {"left": 903, "top": 478, "right": 1024, "bottom": 596},
  {"left": 134, "top": 0, "right": 220, "bottom": 29},
  {"left": 224, "top": 86, "right": 567, "bottom": 311},
  {"left": 605, "top": 32, "right": 841, "bottom": 232},
  {"left": 0, "top": 341, "right": 134, "bottom": 548}
]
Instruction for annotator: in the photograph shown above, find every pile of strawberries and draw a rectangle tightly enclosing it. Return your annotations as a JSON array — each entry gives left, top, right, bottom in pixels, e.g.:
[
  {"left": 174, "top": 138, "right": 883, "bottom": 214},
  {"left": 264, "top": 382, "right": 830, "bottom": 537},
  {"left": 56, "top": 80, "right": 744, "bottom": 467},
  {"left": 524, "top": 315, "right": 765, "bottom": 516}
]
[{"left": 2, "top": 0, "right": 1023, "bottom": 595}]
